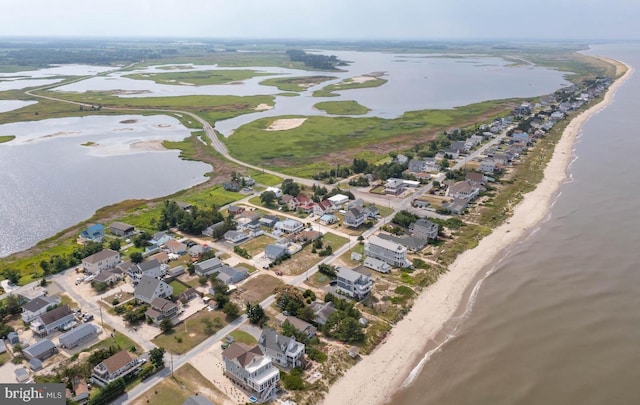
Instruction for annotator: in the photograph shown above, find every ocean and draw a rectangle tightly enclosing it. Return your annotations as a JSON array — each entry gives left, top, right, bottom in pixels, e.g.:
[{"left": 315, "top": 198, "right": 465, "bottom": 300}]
[{"left": 390, "top": 43, "right": 640, "bottom": 405}]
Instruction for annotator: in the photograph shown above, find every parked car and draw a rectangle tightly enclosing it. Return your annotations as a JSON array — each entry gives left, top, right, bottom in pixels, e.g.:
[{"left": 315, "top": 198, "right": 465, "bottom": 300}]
[{"left": 83, "top": 314, "right": 94, "bottom": 322}]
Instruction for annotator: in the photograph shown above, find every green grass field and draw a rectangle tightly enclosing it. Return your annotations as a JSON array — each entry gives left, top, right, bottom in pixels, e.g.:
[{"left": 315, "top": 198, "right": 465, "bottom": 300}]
[
  {"left": 260, "top": 75, "right": 336, "bottom": 92},
  {"left": 152, "top": 310, "right": 226, "bottom": 354},
  {"left": 0, "top": 135, "right": 15, "bottom": 143},
  {"left": 314, "top": 100, "right": 370, "bottom": 115},
  {"left": 224, "top": 98, "right": 518, "bottom": 177},
  {"left": 315, "top": 77, "right": 388, "bottom": 96},
  {"left": 124, "top": 69, "right": 272, "bottom": 86}
]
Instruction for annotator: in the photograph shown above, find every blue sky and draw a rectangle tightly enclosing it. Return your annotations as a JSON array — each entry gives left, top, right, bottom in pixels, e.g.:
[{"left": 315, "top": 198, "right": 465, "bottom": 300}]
[{"left": 1, "top": 0, "right": 638, "bottom": 40}]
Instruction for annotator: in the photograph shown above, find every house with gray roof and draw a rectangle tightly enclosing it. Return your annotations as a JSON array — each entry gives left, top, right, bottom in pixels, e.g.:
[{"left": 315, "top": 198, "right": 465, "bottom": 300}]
[
  {"left": 58, "top": 323, "right": 99, "bottom": 349},
  {"left": 14, "top": 367, "right": 29, "bottom": 383},
  {"left": 136, "top": 259, "right": 166, "bottom": 279},
  {"left": 91, "top": 350, "right": 141, "bottom": 387},
  {"left": 258, "top": 327, "right": 305, "bottom": 369},
  {"left": 224, "top": 230, "right": 250, "bottom": 244},
  {"left": 265, "top": 244, "right": 287, "bottom": 261},
  {"left": 364, "top": 256, "right": 392, "bottom": 274},
  {"left": 23, "top": 338, "right": 57, "bottom": 361},
  {"left": 28, "top": 358, "right": 43, "bottom": 371},
  {"left": 222, "top": 343, "right": 280, "bottom": 399},
  {"left": 410, "top": 218, "right": 439, "bottom": 241},
  {"left": 215, "top": 265, "right": 249, "bottom": 285},
  {"left": 183, "top": 395, "right": 215, "bottom": 405},
  {"left": 365, "top": 235, "right": 411, "bottom": 268},
  {"left": 336, "top": 267, "right": 373, "bottom": 300},
  {"left": 277, "top": 315, "right": 317, "bottom": 339},
  {"left": 274, "top": 218, "right": 304, "bottom": 234},
  {"left": 30, "top": 305, "right": 75, "bottom": 337},
  {"left": 82, "top": 249, "right": 120, "bottom": 274},
  {"left": 194, "top": 257, "right": 223, "bottom": 277},
  {"left": 21, "top": 295, "right": 61, "bottom": 323},
  {"left": 109, "top": 222, "right": 134, "bottom": 237},
  {"left": 93, "top": 269, "right": 123, "bottom": 285},
  {"left": 134, "top": 275, "right": 173, "bottom": 304},
  {"left": 310, "top": 301, "right": 337, "bottom": 326},
  {"left": 259, "top": 215, "right": 280, "bottom": 228},
  {"left": 145, "top": 297, "right": 179, "bottom": 324},
  {"left": 344, "top": 207, "right": 365, "bottom": 228}
]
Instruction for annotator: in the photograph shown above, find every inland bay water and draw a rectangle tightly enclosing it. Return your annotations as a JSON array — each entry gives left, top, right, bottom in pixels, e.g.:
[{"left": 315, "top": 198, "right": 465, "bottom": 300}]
[
  {"left": 391, "top": 44, "right": 640, "bottom": 405},
  {"left": 0, "top": 51, "right": 568, "bottom": 258}
]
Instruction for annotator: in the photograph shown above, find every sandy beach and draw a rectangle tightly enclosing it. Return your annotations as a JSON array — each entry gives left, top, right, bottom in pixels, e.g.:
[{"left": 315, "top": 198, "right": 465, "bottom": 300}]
[
  {"left": 321, "top": 60, "right": 633, "bottom": 405},
  {"left": 265, "top": 118, "right": 307, "bottom": 131}
]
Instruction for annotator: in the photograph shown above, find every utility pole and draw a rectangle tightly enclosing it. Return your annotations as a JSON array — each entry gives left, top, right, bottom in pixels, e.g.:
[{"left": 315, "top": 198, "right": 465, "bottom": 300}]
[
  {"left": 171, "top": 353, "right": 174, "bottom": 377},
  {"left": 99, "top": 306, "right": 104, "bottom": 328}
]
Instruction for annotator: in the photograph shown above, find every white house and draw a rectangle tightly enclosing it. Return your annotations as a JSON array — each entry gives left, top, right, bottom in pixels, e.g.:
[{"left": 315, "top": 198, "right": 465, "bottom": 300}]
[
  {"left": 365, "top": 235, "right": 411, "bottom": 268},
  {"left": 258, "top": 327, "right": 305, "bottom": 369},
  {"left": 265, "top": 187, "right": 283, "bottom": 198},
  {"left": 336, "top": 267, "right": 373, "bottom": 299},
  {"left": 82, "top": 249, "right": 120, "bottom": 274},
  {"left": 327, "top": 194, "right": 349, "bottom": 208},
  {"left": 222, "top": 343, "right": 280, "bottom": 401},
  {"left": 344, "top": 207, "right": 365, "bottom": 228},
  {"left": 363, "top": 256, "right": 391, "bottom": 274},
  {"left": 21, "top": 296, "right": 61, "bottom": 323},
  {"left": 134, "top": 275, "right": 173, "bottom": 304},
  {"left": 274, "top": 219, "right": 304, "bottom": 234},
  {"left": 91, "top": 350, "right": 142, "bottom": 387}
]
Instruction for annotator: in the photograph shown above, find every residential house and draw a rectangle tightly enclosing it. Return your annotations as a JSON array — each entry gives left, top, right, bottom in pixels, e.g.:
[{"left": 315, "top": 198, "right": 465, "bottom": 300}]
[
  {"left": 166, "top": 266, "right": 185, "bottom": 280},
  {"left": 242, "top": 177, "right": 256, "bottom": 187},
  {"left": 319, "top": 214, "right": 339, "bottom": 225},
  {"left": 91, "top": 350, "right": 141, "bottom": 387},
  {"left": 408, "top": 159, "right": 427, "bottom": 173},
  {"left": 224, "top": 230, "right": 250, "bottom": 244},
  {"left": 18, "top": 287, "right": 48, "bottom": 302},
  {"left": 313, "top": 200, "right": 334, "bottom": 216},
  {"left": 92, "top": 269, "right": 123, "bottom": 285},
  {"left": 194, "top": 257, "right": 223, "bottom": 277},
  {"left": 412, "top": 199, "right": 430, "bottom": 209},
  {"left": 149, "top": 232, "right": 172, "bottom": 247},
  {"left": 336, "top": 267, "right": 373, "bottom": 299},
  {"left": 465, "top": 172, "right": 486, "bottom": 186},
  {"left": 344, "top": 207, "right": 365, "bottom": 228},
  {"left": 145, "top": 297, "right": 179, "bottom": 324},
  {"left": 327, "top": 194, "right": 349, "bottom": 208},
  {"left": 258, "top": 327, "right": 305, "bottom": 369},
  {"left": 134, "top": 275, "right": 173, "bottom": 304},
  {"left": 363, "top": 256, "right": 391, "bottom": 274},
  {"left": 365, "top": 235, "right": 411, "bottom": 268},
  {"left": 480, "top": 159, "right": 497, "bottom": 174},
  {"left": 165, "top": 239, "right": 187, "bottom": 255},
  {"left": 346, "top": 198, "right": 365, "bottom": 211},
  {"left": 7, "top": 332, "right": 19, "bottom": 345},
  {"left": 442, "top": 197, "right": 469, "bottom": 215},
  {"left": 227, "top": 205, "right": 245, "bottom": 216},
  {"left": 309, "top": 301, "right": 337, "bottom": 326},
  {"left": 277, "top": 315, "right": 317, "bottom": 339},
  {"left": 214, "top": 265, "right": 249, "bottom": 285},
  {"left": 58, "top": 324, "right": 99, "bottom": 349},
  {"left": 410, "top": 219, "right": 439, "bottom": 241},
  {"left": 29, "top": 358, "right": 43, "bottom": 371},
  {"left": 178, "top": 288, "right": 200, "bottom": 305},
  {"left": 149, "top": 251, "right": 170, "bottom": 264},
  {"left": 259, "top": 215, "right": 280, "bottom": 228},
  {"left": 137, "top": 259, "right": 166, "bottom": 279},
  {"left": 21, "top": 296, "right": 61, "bottom": 323},
  {"left": 265, "top": 187, "right": 283, "bottom": 198},
  {"left": 395, "top": 154, "right": 409, "bottom": 164},
  {"left": 274, "top": 219, "right": 304, "bottom": 234},
  {"left": 265, "top": 244, "right": 288, "bottom": 261},
  {"left": 511, "top": 131, "right": 530, "bottom": 144},
  {"left": 188, "top": 244, "right": 212, "bottom": 258},
  {"left": 82, "top": 249, "right": 120, "bottom": 274},
  {"left": 384, "top": 178, "right": 405, "bottom": 195},
  {"left": 109, "top": 222, "right": 134, "bottom": 237},
  {"left": 377, "top": 233, "right": 428, "bottom": 253},
  {"left": 364, "top": 205, "right": 380, "bottom": 219},
  {"left": 14, "top": 368, "right": 29, "bottom": 383},
  {"left": 30, "top": 305, "right": 75, "bottom": 337},
  {"left": 80, "top": 224, "right": 105, "bottom": 242},
  {"left": 202, "top": 222, "right": 225, "bottom": 238},
  {"left": 175, "top": 201, "right": 193, "bottom": 211},
  {"left": 223, "top": 181, "right": 240, "bottom": 192},
  {"left": 294, "top": 194, "right": 314, "bottom": 213},
  {"left": 22, "top": 339, "right": 57, "bottom": 361},
  {"left": 222, "top": 343, "right": 280, "bottom": 399},
  {"left": 447, "top": 181, "right": 480, "bottom": 201}
]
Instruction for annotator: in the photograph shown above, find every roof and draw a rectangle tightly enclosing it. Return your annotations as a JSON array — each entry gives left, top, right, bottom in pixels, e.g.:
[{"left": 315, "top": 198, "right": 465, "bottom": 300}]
[
  {"left": 39, "top": 305, "right": 74, "bottom": 326},
  {"left": 367, "top": 235, "right": 406, "bottom": 252},
  {"left": 29, "top": 358, "right": 43, "bottom": 370},
  {"left": 259, "top": 327, "right": 301, "bottom": 355},
  {"left": 83, "top": 249, "right": 119, "bottom": 265},
  {"left": 110, "top": 222, "right": 134, "bottom": 232},
  {"left": 86, "top": 224, "right": 104, "bottom": 234},
  {"left": 150, "top": 297, "right": 177, "bottom": 311},
  {"left": 413, "top": 218, "right": 438, "bottom": 230},
  {"left": 284, "top": 316, "right": 315, "bottom": 334},
  {"left": 102, "top": 350, "right": 137, "bottom": 374},
  {"left": 135, "top": 275, "right": 165, "bottom": 300},
  {"left": 22, "top": 297, "right": 56, "bottom": 313},
  {"left": 265, "top": 244, "right": 287, "bottom": 258},
  {"left": 138, "top": 259, "right": 162, "bottom": 272},
  {"left": 337, "top": 266, "right": 367, "bottom": 283},
  {"left": 183, "top": 395, "right": 215, "bottom": 405},
  {"left": 166, "top": 239, "right": 187, "bottom": 250},
  {"left": 364, "top": 256, "right": 391, "bottom": 270},
  {"left": 58, "top": 324, "right": 98, "bottom": 345},
  {"left": 465, "top": 172, "right": 485, "bottom": 183},
  {"left": 23, "top": 339, "right": 55, "bottom": 358},
  {"left": 328, "top": 194, "right": 349, "bottom": 203},
  {"left": 93, "top": 270, "right": 118, "bottom": 283},
  {"left": 222, "top": 342, "right": 265, "bottom": 368},
  {"left": 195, "top": 257, "right": 223, "bottom": 273}
]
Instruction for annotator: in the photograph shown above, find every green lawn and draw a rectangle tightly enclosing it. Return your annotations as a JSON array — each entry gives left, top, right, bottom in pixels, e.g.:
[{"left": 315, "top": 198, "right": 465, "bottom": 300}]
[
  {"left": 240, "top": 234, "right": 273, "bottom": 256},
  {"left": 314, "top": 76, "right": 388, "bottom": 96},
  {"left": 152, "top": 310, "right": 226, "bottom": 354},
  {"left": 227, "top": 330, "right": 257, "bottom": 345},
  {"left": 124, "top": 69, "right": 272, "bottom": 86},
  {"left": 84, "top": 331, "right": 142, "bottom": 354},
  {"left": 260, "top": 75, "right": 336, "bottom": 92},
  {"left": 224, "top": 98, "right": 517, "bottom": 177},
  {"left": 251, "top": 172, "right": 283, "bottom": 186},
  {"left": 170, "top": 279, "right": 190, "bottom": 296},
  {"left": 314, "top": 100, "right": 370, "bottom": 115}
]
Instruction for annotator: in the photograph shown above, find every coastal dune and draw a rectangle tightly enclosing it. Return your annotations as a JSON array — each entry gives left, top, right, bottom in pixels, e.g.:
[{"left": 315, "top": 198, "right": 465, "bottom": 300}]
[{"left": 321, "top": 59, "right": 633, "bottom": 405}]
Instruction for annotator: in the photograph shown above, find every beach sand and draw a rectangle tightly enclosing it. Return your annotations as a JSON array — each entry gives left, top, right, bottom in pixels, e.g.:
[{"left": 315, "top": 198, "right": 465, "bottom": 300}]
[
  {"left": 321, "top": 60, "right": 633, "bottom": 405},
  {"left": 265, "top": 118, "right": 307, "bottom": 131}
]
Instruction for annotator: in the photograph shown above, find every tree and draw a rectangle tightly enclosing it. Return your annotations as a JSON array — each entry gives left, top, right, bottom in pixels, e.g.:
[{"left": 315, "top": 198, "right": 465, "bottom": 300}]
[
  {"left": 246, "top": 302, "right": 267, "bottom": 326},
  {"left": 4, "top": 269, "right": 20, "bottom": 285},
  {"left": 39, "top": 260, "right": 50, "bottom": 276},
  {"left": 109, "top": 239, "right": 122, "bottom": 251},
  {"left": 281, "top": 179, "right": 301, "bottom": 197},
  {"left": 336, "top": 317, "right": 365, "bottom": 343},
  {"left": 159, "top": 318, "right": 173, "bottom": 332},
  {"left": 222, "top": 302, "right": 240, "bottom": 320},
  {"left": 149, "top": 347, "right": 166, "bottom": 369},
  {"left": 130, "top": 252, "right": 143, "bottom": 264},
  {"left": 260, "top": 190, "right": 277, "bottom": 207}
]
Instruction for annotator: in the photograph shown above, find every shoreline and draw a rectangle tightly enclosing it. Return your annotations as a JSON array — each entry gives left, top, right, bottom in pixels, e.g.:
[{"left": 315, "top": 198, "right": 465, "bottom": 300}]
[{"left": 321, "top": 59, "right": 634, "bottom": 405}]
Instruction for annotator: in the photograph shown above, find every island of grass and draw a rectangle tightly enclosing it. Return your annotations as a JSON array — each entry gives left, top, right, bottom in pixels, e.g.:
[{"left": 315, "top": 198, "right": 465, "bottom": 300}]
[
  {"left": 259, "top": 75, "right": 336, "bottom": 92},
  {"left": 80, "top": 141, "right": 96, "bottom": 147},
  {"left": 123, "top": 69, "right": 272, "bottom": 86},
  {"left": 224, "top": 98, "right": 519, "bottom": 178},
  {"left": 314, "top": 100, "right": 370, "bottom": 115},
  {"left": 313, "top": 74, "right": 388, "bottom": 97},
  {"left": 0, "top": 135, "right": 15, "bottom": 143}
]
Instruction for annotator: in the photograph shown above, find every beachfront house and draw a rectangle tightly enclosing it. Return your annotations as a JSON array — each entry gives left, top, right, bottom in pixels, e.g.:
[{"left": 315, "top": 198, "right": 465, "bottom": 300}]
[
  {"left": 336, "top": 267, "right": 373, "bottom": 300},
  {"left": 258, "top": 327, "right": 305, "bottom": 369},
  {"left": 365, "top": 235, "right": 411, "bottom": 268},
  {"left": 222, "top": 343, "right": 280, "bottom": 400},
  {"left": 82, "top": 249, "right": 120, "bottom": 274}
]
